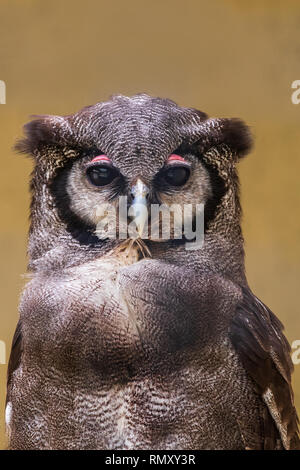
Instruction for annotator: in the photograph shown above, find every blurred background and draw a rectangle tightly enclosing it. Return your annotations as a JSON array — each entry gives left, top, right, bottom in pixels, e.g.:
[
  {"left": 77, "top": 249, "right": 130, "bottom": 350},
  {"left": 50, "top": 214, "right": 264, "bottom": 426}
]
[{"left": 0, "top": 0, "right": 299, "bottom": 449}]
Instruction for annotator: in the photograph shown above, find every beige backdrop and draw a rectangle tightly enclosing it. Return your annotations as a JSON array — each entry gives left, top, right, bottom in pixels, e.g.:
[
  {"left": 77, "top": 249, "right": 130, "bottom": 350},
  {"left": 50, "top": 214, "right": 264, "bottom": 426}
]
[{"left": 0, "top": 0, "right": 299, "bottom": 449}]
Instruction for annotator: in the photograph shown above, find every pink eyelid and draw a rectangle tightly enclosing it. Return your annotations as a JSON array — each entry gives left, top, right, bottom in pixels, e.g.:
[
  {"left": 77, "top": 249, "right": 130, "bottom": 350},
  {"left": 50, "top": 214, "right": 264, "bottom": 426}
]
[
  {"left": 167, "top": 154, "right": 186, "bottom": 163},
  {"left": 91, "top": 155, "right": 111, "bottom": 163},
  {"left": 90, "top": 154, "right": 185, "bottom": 164}
]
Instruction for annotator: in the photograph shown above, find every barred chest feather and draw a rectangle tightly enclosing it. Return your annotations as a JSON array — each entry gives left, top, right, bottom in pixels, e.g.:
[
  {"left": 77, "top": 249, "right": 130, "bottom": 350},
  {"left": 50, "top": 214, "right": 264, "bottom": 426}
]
[
  {"left": 19, "top": 247, "right": 240, "bottom": 376},
  {"left": 9, "top": 250, "right": 255, "bottom": 449}
]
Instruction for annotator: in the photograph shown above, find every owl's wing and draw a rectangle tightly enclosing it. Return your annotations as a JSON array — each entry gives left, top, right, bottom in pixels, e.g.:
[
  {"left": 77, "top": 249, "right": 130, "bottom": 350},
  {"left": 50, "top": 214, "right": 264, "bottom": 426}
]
[
  {"left": 229, "top": 287, "right": 300, "bottom": 450},
  {"left": 6, "top": 320, "right": 23, "bottom": 405}
]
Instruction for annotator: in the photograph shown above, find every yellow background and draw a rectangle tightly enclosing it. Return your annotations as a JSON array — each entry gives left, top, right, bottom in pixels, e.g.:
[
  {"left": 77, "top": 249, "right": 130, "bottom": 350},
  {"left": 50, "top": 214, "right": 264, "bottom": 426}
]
[{"left": 0, "top": 0, "right": 299, "bottom": 449}]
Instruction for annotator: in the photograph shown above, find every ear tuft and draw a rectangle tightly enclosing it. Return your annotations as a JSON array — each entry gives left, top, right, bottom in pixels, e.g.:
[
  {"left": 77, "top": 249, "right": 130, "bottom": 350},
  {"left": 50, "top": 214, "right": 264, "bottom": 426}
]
[
  {"left": 221, "top": 118, "right": 253, "bottom": 158},
  {"left": 14, "top": 115, "right": 71, "bottom": 156}
]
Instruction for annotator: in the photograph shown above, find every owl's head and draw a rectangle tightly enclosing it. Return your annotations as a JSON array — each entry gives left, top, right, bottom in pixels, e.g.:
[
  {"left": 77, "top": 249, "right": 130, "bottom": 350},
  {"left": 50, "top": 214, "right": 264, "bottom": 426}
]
[{"left": 16, "top": 94, "right": 252, "bottom": 270}]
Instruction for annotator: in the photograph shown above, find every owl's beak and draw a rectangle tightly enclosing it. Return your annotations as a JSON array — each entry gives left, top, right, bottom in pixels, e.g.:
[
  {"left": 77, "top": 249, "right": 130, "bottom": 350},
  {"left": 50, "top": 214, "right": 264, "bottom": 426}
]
[{"left": 128, "top": 179, "right": 149, "bottom": 238}]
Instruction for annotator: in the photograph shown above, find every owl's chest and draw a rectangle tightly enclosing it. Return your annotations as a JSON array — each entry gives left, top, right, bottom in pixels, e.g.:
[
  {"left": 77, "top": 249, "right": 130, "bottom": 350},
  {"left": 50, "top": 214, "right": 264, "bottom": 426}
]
[
  {"left": 20, "top": 251, "right": 237, "bottom": 376},
  {"left": 15, "top": 254, "right": 246, "bottom": 449}
]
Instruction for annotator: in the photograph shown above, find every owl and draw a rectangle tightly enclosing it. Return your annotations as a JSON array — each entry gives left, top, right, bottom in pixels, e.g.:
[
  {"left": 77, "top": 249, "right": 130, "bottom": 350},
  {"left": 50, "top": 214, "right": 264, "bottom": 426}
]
[{"left": 6, "top": 94, "right": 299, "bottom": 450}]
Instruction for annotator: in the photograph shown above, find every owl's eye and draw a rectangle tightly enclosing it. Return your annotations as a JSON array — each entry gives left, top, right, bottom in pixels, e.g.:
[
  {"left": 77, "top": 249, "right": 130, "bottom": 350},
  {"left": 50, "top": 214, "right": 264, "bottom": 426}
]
[
  {"left": 163, "top": 165, "right": 191, "bottom": 187},
  {"left": 86, "top": 164, "right": 119, "bottom": 187}
]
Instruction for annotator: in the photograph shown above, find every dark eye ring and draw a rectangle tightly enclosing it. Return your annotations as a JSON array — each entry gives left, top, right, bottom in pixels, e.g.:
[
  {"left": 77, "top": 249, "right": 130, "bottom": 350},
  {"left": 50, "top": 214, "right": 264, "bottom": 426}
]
[
  {"left": 163, "top": 165, "right": 191, "bottom": 187},
  {"left": 86, "top": 164, "right": 119, "bottom": 187}
]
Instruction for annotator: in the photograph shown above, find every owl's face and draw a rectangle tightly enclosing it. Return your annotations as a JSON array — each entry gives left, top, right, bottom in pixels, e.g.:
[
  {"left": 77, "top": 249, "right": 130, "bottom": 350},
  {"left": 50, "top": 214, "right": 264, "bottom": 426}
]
[
  {"left": 65, "top": 147, "right": 212, "bottom": 242},
  {"left": 17, "top": 93, "right": 252, "bottom": 264}
]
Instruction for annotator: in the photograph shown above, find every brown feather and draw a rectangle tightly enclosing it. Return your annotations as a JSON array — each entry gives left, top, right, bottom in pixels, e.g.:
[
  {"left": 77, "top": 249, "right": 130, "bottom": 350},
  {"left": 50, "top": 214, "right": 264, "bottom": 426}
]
[
  {"left": 6, "top": 321, "right": 23, "bottom": 405},
  {"left": 230, "top": 287, "right": 300, "bottom": 449}
]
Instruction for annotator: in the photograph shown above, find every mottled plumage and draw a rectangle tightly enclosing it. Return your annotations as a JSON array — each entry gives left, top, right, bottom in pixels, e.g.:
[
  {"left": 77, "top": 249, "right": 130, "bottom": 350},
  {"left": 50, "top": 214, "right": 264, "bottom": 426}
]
[{"left": 6, "top": 94, "right": 299, "bottom": 449}]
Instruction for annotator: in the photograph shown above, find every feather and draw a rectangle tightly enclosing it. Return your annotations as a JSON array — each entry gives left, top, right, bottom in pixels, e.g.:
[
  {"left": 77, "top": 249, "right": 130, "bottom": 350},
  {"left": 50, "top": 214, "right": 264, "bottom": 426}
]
[
  {"left": 6, "top": 321, "right": 23, "bottom": 405},
  {"left": 230, "top": 287, "right": 300, "bottom": 449}
]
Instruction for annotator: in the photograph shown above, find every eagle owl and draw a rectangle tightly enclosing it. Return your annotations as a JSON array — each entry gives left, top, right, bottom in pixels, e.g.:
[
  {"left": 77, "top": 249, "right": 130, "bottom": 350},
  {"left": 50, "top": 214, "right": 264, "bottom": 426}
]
[{"left": 6, "top": 94, "right": 299, "bottom": 450}]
